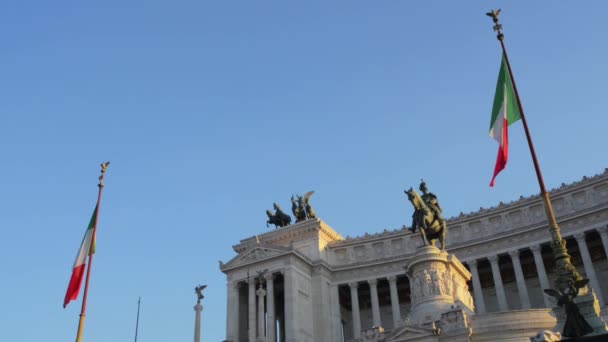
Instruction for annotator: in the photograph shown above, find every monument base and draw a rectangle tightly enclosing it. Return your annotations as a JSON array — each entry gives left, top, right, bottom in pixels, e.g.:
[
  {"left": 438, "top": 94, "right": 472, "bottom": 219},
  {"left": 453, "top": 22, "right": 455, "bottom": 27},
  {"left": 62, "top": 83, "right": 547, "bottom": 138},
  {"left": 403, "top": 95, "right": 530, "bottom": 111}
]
[{"left": 403, "top": 245, "right": 475, "bottom": 325}]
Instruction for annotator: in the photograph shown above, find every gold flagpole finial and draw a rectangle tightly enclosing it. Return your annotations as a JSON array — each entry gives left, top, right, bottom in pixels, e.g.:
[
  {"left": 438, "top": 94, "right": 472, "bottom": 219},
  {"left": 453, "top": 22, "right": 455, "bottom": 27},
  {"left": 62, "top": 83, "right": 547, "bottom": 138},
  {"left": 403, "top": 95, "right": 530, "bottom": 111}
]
[
  {"left": 486, "top": 9, "right": 503, "bottom": 40},
  {"left": 99, "top": 162, "right": 110, "bottom": 188}
]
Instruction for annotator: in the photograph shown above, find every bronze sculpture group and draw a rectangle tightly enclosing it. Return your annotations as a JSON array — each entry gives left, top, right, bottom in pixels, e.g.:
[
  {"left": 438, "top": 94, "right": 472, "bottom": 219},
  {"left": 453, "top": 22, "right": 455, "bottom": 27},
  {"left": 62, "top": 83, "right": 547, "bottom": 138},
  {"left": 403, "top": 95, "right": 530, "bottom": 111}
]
[
  {"left": 544, "top": 279, "right": 594, "bottom": 337},
  {"left": 405, "top": 180, "right": 447, "bottom": 250},
  {"left": 266, "top": 191, "right": 317, "bottom": 228}
]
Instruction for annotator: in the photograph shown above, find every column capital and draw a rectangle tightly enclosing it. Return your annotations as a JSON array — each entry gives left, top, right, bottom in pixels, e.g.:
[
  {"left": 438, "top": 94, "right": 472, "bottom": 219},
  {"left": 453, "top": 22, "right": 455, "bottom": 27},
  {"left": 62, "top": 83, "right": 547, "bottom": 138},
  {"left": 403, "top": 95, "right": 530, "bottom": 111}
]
[
  {"left": 368, "top": 279, "right": 378, "bottom": 287},
  {"left": 508, "top": 250, "right": 521, "bottom": 258},
  {"left": 487, "top": 254, "right": 499, "bottom": 263},
  {"left": 264, "top": 272, "right": 275, "bottom": 282},
  {"left": 387, "top": 275, "right": 397, "bottom": 283},
  {"left": 467, "top": 259, "right": 478, "bottom": 267},
  {"left": 598, "top": 225, "right": 608, "bottom": 236},
  {"left": 574, "top": 232, "right": 587, "bottom": 242},
  {"left": 349, "top": 282, "right": 359, "bottom": 290},
  {"left": 256, "top": 287, "right": 266, "bottom": 296},
  {"left": 530, "top": 245, "right": 541, "bottom": 254}
]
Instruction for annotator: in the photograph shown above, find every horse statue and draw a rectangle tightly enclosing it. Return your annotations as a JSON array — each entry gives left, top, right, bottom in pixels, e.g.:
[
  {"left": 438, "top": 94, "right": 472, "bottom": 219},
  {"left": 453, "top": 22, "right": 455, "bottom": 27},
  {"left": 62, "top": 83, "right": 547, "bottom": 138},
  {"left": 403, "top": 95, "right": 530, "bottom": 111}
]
[
  {"left": 266, "top": 203, "right": 292, "bottom": 228},
  {"left": 291, "top": 195, "right": 307, "bottom": 222},
  {"left": 302, "top": 191, "right": 317, "bottom": 219},
  {"left": 405, "top": 188, "right": 447, "bottom": 250}
]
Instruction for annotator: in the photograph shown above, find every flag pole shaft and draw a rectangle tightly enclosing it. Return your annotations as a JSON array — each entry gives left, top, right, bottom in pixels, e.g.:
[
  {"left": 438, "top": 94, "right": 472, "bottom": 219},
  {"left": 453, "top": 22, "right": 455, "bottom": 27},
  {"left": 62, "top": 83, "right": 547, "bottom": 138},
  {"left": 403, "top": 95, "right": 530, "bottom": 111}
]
[
  {"left": 487, "top": 11, "right": 581, "bottom": 288},
  {"left": 135, "top": 297, "right": 141, "bottom": 342},
  {"left": 75, "top": 162, "right": 110, "bottom": 342}
]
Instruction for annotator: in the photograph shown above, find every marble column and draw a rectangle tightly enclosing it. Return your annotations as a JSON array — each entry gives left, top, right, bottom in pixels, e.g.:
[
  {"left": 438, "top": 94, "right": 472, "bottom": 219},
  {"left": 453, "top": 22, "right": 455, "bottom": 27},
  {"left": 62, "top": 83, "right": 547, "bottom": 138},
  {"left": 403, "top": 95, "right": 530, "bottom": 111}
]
[
  {"left": 283, "top": 269, "right": 296, "bottom": 342},
  {"left": 530, "top": 244, "right": 552, "bottom": 308},
  {"left": 256, "top": 285, "right": 266, "bottom": 340},
  {"left": 488, "top": 255, "right": 508, "bottom": 311},
  {"left": 574, "top": 232, "right": 605, "bottom": 306},
  {"left": 349, "top": 282, "right": 361, "bottom": 339},
  {"left": 467, "top": 259, "right": 486, "bottom": 314},
  {"left": 265, "top": 274, "right": 276, "bottom": 342},
  {"left": 387, "top": 276, "right": 401, "bottom": 328},
  {"left": 368, "top": 279, "right": 381, "bottom": 328},
  {"left": 226, "top": 282, "right": 239, "bottom": 342},
  {"left": 249, "top": 280, "right": 256, "bottom": 341},
  {"left": 194, "top": 302, "right": 203, "bottom": 342},
  {"left": 508, "top": 250, "right": 531, "bottom": 309},
  {"left": 330, "top": 284, "right": 342, "bottom": 342},
  {"left": 598, "top": 227, "right": 608, "bottom": 263}
]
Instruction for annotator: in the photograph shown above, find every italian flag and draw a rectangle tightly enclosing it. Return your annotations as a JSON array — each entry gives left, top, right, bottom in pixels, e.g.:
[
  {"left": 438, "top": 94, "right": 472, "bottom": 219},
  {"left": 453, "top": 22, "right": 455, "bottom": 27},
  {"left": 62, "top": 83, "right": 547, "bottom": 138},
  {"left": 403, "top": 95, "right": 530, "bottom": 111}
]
[
  {"left": 63, "top": 208, "right": 97, "bottom": 308},
  {"left": 489, "top": 54, "right": 521, "bottom": 187}
]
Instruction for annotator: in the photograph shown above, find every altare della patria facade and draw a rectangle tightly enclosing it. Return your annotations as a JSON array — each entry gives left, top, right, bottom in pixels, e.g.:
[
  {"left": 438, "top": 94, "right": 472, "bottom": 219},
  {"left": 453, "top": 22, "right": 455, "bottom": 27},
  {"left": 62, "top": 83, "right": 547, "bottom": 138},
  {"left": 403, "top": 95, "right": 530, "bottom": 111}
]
[{"left": 220, "top": 171, "right": 608, "bottom": 341}]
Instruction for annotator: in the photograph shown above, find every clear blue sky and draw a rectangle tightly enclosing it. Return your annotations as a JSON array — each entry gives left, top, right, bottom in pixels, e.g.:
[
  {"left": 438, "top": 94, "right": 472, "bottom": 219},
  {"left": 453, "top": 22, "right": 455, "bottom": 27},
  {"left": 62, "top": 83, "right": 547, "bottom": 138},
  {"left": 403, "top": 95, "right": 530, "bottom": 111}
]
[{"left": 1, "top": 1, "right": 606, "bottom": 341}]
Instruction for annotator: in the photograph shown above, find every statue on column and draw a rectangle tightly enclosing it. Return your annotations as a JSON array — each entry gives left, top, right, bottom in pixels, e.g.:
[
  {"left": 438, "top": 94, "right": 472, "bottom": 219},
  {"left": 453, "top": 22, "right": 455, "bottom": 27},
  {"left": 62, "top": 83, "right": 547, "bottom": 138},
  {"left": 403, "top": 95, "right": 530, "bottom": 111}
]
[
  {"left": 194, "top": 284, "right": 207, "bottom": 304},
  {"left": 405, "top": 180, "right": 448, "bottom": 250}
]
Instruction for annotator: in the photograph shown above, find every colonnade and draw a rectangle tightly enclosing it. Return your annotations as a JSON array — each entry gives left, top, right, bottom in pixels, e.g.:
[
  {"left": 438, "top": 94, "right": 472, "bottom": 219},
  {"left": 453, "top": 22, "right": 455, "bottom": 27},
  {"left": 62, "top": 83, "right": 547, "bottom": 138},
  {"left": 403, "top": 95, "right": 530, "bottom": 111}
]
[
  {"left": 225, "top": 228, "right": 608, "bottom": 341},
  {"left": 339, "top": 276, "right": 403, "bottom": 339},
  {"left": 465, "top": 227, "right": 608, "bottom": 314}
]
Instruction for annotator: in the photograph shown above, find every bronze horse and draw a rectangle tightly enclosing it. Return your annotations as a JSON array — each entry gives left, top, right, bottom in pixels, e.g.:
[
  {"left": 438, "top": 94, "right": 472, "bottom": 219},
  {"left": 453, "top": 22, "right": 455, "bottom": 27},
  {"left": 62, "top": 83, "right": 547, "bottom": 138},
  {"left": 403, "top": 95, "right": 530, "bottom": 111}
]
[
  {"left": 266, "top": 203, "right": 292, "bottom": 228},
  {"left": 405, "top": 188, "right": 447, "bottom": 250}
]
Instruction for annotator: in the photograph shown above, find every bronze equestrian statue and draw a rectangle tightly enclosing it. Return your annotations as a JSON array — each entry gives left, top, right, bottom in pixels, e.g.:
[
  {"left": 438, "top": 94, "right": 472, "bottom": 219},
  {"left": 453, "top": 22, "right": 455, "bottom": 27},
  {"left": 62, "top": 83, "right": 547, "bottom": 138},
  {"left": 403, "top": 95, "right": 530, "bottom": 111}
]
[{"left": 405, "top": 180, "right": 447, "bottom": 250}]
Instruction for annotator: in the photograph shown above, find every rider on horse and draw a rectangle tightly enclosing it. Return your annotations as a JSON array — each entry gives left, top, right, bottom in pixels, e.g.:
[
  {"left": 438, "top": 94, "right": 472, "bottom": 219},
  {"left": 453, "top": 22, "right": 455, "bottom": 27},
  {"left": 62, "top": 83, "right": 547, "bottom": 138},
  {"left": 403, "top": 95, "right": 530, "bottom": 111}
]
[{"left": 419, "top": 180, "right": 446, "bottom": 230}]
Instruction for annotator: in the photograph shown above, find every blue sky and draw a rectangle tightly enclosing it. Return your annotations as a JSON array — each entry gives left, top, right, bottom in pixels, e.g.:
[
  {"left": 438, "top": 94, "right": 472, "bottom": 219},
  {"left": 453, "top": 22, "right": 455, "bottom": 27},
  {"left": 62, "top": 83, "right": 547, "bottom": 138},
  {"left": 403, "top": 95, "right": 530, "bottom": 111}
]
[{"left": 1, "top": 1, "right": 607, "bottom": 341}]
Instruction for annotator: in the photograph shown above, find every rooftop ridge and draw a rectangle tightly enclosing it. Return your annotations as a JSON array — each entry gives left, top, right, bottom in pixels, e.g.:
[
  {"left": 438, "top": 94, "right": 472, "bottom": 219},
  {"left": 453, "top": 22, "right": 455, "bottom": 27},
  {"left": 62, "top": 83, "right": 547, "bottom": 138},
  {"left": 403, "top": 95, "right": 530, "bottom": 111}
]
[{"left": 331, "top": 168, "right": 608, "bottom": 245}]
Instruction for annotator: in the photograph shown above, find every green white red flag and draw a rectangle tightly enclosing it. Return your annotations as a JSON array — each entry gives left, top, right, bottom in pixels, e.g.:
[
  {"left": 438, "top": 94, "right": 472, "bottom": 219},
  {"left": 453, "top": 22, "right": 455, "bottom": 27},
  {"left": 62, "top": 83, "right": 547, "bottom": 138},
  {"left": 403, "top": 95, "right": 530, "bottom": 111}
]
[
  {"left": 489, "top": 54, "right": 521, "bottom": 187},
  {"left": 63, "top": 208, "right": 97, "bottom": 308}
]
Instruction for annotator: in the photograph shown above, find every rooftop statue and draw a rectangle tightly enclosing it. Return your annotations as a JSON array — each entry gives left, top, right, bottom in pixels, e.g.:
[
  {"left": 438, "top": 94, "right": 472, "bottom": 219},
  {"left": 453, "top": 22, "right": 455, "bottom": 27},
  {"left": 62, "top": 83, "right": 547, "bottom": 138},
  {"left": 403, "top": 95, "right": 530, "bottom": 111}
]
[
  {"left": 405, "top": 180, "right": 447, "bottom": 250},
  {"left": 290, "top": 191, "right": 317, "bottom": 222},
  {"left": 266, "top": 203, "right": 292, "bottom": 228},
  {"left": 291, "top": 195, "right": 307, "bottom": 222},
  {"left": 302, "top": 191, "right": 317, "bottom": 219}
]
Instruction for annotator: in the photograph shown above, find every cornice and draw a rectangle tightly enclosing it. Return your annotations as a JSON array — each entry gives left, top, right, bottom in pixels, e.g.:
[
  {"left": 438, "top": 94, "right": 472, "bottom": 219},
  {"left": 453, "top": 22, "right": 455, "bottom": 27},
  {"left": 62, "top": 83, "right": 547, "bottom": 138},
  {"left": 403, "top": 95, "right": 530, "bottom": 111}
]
[
  {"left": 232, "top": 218, "right": 343, "bottom": 253},
  {"left": 329, "top": 169, "right": 608, "bottom": 247}
]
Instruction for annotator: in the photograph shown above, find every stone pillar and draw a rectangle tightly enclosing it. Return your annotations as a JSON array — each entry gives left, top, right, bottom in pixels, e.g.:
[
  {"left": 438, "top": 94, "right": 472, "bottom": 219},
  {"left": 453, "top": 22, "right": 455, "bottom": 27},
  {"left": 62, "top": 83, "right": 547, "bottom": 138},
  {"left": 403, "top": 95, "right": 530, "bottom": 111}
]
[
  {"left": 574, "top": 232, "right": 605, "bottom": 306},
  {"left": 248, "top": 280, "right": 256, "bottom": 341},
  {"left": 467, "top": 259, "right": 486, "bottom": 314},
  {"left": 194, "top": 302, "right": 203, "bottom": 342},
  {"left": 330, "top": 284, "right": 342, "bottom": 342},
  {"left": 508, "top": 250, "right": 531, "bottom": 309},
  {"left": 387, "top": 276, "right": 401, "bottom": 328},
  {"left": 226, "top": 282, "right": 239, "bottom": 342},
  {"left": 488, "top": 255, "right": 508, "bottom": 311},
  {"left": 283, "top": 268, "right": 296, "bottom": 342},
  {"left": 349, "top": 282, "right": 361, "bottom": 339},
  {"left": 598, "top": 227, "right": 608, "bottom": 264},
  {"left": 368, "top": 279, "right": 382, "bottom": 328},
  {"left": 256, "top": 285, "right": 266, "bottom": 340},
  {"left": 265, "top": 274, "right": 276, "bottom": 342},
  {"left": 530, "top": 244, "right": 552, "bottom": 308}
]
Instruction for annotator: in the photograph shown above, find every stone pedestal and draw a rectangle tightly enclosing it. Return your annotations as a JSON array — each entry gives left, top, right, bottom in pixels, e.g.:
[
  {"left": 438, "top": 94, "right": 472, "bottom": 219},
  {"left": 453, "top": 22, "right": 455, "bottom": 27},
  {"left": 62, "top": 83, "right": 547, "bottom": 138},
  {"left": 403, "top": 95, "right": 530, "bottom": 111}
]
[{"left": 404, "top": 246, "right": 474, "bottom": 325}]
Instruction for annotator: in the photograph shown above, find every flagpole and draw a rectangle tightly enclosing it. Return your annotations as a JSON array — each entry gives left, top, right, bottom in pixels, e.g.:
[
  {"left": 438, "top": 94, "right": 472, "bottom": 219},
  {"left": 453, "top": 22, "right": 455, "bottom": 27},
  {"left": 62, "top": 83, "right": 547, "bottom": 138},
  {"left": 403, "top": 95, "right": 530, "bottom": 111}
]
[
  {"left": 75, "top": 162, "right": 110, "bottom": 342},
  {"left": 485, "top": 10, "right": 582, "bottom": 290},
  {"left": 135, "top": 297, "right": 141, "bottom": 342}
]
